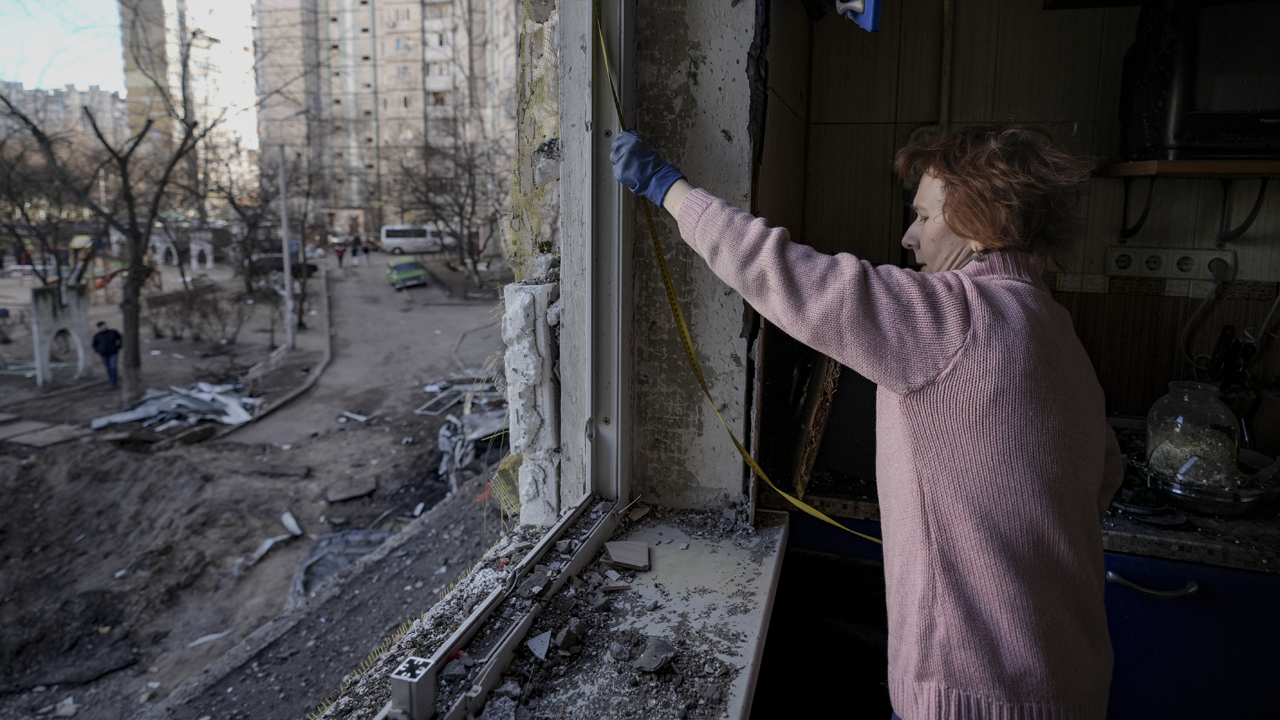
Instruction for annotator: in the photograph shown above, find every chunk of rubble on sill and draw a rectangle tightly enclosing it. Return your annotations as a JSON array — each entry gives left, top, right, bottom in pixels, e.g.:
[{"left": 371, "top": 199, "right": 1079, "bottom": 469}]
[{"left": 325, "top": 504, "right": 787, "bottom": 720}]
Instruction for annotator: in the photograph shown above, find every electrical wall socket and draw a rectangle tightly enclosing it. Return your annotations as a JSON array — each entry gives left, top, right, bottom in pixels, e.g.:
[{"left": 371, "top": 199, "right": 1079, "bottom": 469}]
[{"left": 1104, "top": 246, "right": 1236, "bottom": 281}]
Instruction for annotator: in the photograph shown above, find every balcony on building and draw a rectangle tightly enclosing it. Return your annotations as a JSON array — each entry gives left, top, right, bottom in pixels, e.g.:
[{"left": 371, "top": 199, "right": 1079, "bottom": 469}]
[{"left": 424, "top": 75, "right": 454, "bottom": 93}]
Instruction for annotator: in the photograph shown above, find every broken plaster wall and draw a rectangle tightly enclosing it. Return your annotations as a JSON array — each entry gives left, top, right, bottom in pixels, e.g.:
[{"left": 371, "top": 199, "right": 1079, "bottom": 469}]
[
  {"left": 628, "top": 1, "right": 757, "bottom": 508},
  {"left": 507, "top": 0, "right": 566, "bottom": 525},
  {"left": 503, "top": 271, "right": 562, "bottom": 526},
  {"left": 507, "top": 0, "right": 561, "bottom": 280}
]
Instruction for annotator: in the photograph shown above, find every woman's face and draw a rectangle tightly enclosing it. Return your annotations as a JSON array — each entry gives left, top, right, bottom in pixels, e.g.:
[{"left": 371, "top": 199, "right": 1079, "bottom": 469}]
[{"left": 900, "top": 172, "right": 981, "bottom": 274}]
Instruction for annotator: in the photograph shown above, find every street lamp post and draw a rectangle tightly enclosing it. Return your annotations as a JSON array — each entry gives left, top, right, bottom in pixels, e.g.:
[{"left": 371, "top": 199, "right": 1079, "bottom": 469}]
[
  {"left": 277, "top": 143, "right": 294, "bottom": 350},
  {"left": 276, "top": 105, "right": 310, "bottom": 351}
]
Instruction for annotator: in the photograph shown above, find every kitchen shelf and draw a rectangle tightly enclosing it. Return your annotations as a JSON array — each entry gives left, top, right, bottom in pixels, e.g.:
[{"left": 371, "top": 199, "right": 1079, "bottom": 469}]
[{"left": 1095, "top": 160, "right": 1279, "bottom": 246}]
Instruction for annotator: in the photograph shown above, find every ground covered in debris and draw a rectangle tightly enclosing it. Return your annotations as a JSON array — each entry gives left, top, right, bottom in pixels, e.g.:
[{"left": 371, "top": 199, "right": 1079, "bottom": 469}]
[
  {"left": 0, "top": 406, "right": 492, "bottom": 719},
  {"left": 0, "top": 260, "right": 510, "bottom": 720}
]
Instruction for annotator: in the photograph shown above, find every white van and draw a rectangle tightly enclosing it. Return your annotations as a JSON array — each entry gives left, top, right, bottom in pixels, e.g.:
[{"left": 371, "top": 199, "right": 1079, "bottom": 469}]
[{"left": 380, "top": 225, "right": 455, "bottom": 254}]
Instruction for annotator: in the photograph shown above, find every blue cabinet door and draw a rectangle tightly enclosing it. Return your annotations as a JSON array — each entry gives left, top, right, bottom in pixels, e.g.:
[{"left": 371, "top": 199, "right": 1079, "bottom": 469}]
[{"left": 1105, "top": 553, "right": 1280, "bottom": 718}]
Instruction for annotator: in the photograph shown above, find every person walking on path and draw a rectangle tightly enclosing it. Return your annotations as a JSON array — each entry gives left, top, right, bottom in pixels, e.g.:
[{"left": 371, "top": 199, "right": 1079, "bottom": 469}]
[
  {"left": 335, "top": 244, "right": 346, "bottom": 268},
  {"left": 351, "top": 237, "right": 362, "bottom": 267},
  {"left": 362, "top": 238, "right": 371, "bottom": 264},
  {"left": 92, "top": 320, "right": 123, "bottom": 388},
  {"left": 612, "top": 125, "right": 1121, "bottom": 720}
]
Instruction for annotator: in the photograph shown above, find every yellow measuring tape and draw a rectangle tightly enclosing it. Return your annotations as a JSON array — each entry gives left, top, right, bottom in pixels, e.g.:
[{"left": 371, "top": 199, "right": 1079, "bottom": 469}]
[{"left": 592, "top": 5, "right": 880, "bottom": 545}]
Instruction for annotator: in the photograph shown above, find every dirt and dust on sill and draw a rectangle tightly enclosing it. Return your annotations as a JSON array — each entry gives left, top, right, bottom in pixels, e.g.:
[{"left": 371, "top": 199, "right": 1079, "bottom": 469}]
[{"left": 322, "top": 499, "right": 787, "bottom": 720}]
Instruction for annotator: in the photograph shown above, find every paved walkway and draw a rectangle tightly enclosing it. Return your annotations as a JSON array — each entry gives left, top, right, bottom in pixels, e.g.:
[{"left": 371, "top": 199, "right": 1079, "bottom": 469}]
[{"left": 238, "top": 258, "right": 503, "bottom": 446}]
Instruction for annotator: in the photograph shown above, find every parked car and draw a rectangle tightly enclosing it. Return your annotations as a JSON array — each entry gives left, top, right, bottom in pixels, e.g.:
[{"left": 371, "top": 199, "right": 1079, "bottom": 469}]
[
  {"left": 387, "top": 257, "right": 428, "bottom": 290},
  {"left": 380, "top": 225, "right": 456, "bottom": 254}
]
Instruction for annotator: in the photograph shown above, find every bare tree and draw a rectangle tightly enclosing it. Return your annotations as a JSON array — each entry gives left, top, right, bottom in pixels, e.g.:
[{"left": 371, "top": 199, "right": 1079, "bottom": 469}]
[
  {"left": 391, "top": 111, "right": 510, "bottom": 287},
  {"left": 385, "top": 0, "right": 513, "bottom": 289},
  {"left": 0, "top": 130, "right": 109, "bottom": 287},
  {"left": 0, "top": 0, "right": 220, "bottom": 399},
  {"left": 210, "top": 138, "right": 278, "bottom": 294}
]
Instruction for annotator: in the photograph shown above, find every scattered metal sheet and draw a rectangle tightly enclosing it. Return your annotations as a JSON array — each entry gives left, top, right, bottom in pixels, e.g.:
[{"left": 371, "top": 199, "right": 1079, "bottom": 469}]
[
  {"left": 187, "top": 630, "right": 231, "bottom": 648},
  {"left": 436, "top": 410, "right": 509, "bottom": 491},
  {"left": 90, "top": 382, "right": 258, "bottom": 430},
  {"left": 415, "top": 381, "right": 505, "bottom": 417},
  {"left": 248, "top": 533, "right": 294, "bottom": 566},
  {"left": 281, "top": 511, "right": 303, "bottom": 536},
  {"left": 414, "top": 388, "right": 465, "bottom": 416},
  {"left": 0, "top": 413, "right": 19, "bottom": 425},
  {"left": 341, "top": 411, "right": 370, "bottom": 423},
  {"left": 285, "top": 528, "right": 392, "bottom": 612}
]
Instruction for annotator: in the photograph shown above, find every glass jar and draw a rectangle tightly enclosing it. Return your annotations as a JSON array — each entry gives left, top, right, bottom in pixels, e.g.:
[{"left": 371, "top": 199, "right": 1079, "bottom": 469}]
[{"left": 1146, "top": 381, "right": 1240, "bottom": 489}]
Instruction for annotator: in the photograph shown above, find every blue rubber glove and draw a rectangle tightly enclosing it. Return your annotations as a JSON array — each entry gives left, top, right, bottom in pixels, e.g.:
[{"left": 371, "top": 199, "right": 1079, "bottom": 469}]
[{"left": 609, "top": 130, "right": 685, "bottom": 207}]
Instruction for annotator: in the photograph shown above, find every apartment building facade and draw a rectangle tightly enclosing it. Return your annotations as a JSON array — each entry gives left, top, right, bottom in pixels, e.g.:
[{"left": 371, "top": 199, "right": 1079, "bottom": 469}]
[
  {"left": 254, "top": 0, "right": 518, "bottom": 234},
  {"left": 117, "top": 0, "right": 258, "bottom": 153},
  {"left": 0, "top": 82, "right": 131, "bottom": 148}
]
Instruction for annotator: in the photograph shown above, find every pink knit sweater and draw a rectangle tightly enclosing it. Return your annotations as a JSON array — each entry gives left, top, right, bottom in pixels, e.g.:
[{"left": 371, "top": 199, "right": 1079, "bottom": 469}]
[{"left": 676, "top": 189, "right": 1123, "bottom": 720}]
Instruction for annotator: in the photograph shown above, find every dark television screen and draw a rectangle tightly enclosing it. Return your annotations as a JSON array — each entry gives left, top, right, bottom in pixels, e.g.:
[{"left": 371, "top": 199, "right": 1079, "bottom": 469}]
[{"left": 1195, "top": 2, "right": 1280, "bottom": 113}]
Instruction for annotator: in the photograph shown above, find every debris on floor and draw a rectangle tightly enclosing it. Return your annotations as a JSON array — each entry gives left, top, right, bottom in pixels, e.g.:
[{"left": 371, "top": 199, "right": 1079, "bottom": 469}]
[
  {"left": 282, "top": 510, "right": 304, "bottom": 536},
  {"left": 414, "top": 371, "right": 506, "bottom": 417},
  {"left": 321, "top": 500, "right": 786, "bottom": 720},
  {"left": 285, "top": 529, "right": 394, "bottom": 612},
  {"left": 602, "top": 540, "right": 651, "bottom": 571},
  {"left": 247, "top": 533, "right": 294, "bottom": 566},
  {"left": 90, "top": 382, "right": 261, "bottom": 431},
  {"left": 436, "top": 409, "right": 509, "bottom": 491},
  {"left": 186, "top": 630, "right": 232, "bottom": 648}
]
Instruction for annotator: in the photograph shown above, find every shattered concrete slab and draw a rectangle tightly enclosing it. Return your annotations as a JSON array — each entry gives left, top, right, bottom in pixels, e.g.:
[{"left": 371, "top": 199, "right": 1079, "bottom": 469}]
[
  {"left": 325, "top": 476, "right": 378, "bottom": 503},
  {"left": 0, "top": 420, "right": 52, "bottom": 441},
  {"left": 7, "top": 424, "right": 92, "bottom": 448}
]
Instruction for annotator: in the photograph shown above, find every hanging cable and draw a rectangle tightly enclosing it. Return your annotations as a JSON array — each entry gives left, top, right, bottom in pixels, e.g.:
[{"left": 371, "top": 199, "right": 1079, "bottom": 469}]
[{"left": 1179, "top": 258, "right": 1230, "bottom": 372}]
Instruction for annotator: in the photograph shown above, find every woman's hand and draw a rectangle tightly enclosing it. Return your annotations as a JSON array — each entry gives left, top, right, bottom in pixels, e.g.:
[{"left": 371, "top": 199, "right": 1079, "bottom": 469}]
[{"left": 609, "top": 130, "right": 686, "bottom": 210}]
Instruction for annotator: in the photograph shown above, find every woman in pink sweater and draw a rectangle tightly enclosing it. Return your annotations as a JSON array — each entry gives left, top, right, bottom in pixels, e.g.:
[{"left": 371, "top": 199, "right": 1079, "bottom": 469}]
[{"left": 612, "top": 125, "right": 1124, "bottom": 720}]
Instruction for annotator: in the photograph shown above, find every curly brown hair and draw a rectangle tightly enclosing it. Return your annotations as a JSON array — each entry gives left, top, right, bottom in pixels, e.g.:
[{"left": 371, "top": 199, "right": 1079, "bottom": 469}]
[{"left": 894, "top": 125, "right": 1096, "bottom": 257}]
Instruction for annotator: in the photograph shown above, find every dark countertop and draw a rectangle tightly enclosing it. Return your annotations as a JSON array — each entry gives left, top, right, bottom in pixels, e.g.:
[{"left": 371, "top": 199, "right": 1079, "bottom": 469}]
[
  {"left": 779, "top": 486, "right": 1280, "bottom": 575},
  {"left": 1102, "top": 510, "right": 1280, "bottom": 575}
]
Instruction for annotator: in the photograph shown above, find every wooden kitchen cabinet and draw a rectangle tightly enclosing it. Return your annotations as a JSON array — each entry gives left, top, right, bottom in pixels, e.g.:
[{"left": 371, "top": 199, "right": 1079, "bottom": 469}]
[{"left": 1104, "top": 552, "right": 1280, "bottom": 718}]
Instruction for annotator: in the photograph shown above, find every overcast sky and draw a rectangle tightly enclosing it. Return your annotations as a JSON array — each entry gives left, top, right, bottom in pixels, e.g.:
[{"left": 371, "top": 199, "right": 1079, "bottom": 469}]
[
  {"left": 0, "top": 0, "right": 260, "bottom": 146},
  {"left": 0, "top": 0, "right": 127, "bottom": 93}
]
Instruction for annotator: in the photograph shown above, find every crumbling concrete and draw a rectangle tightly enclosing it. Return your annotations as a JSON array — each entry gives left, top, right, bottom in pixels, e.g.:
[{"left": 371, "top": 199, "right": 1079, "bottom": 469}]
[
  {"left": 514, "top": 0, "right": 755, "bottom": 513},
  {"left": 507, "top": 0, "right": 561, "bottom": 278},
  {"left": 503, "top": 275, "right": 561, "bottom": 525}
]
